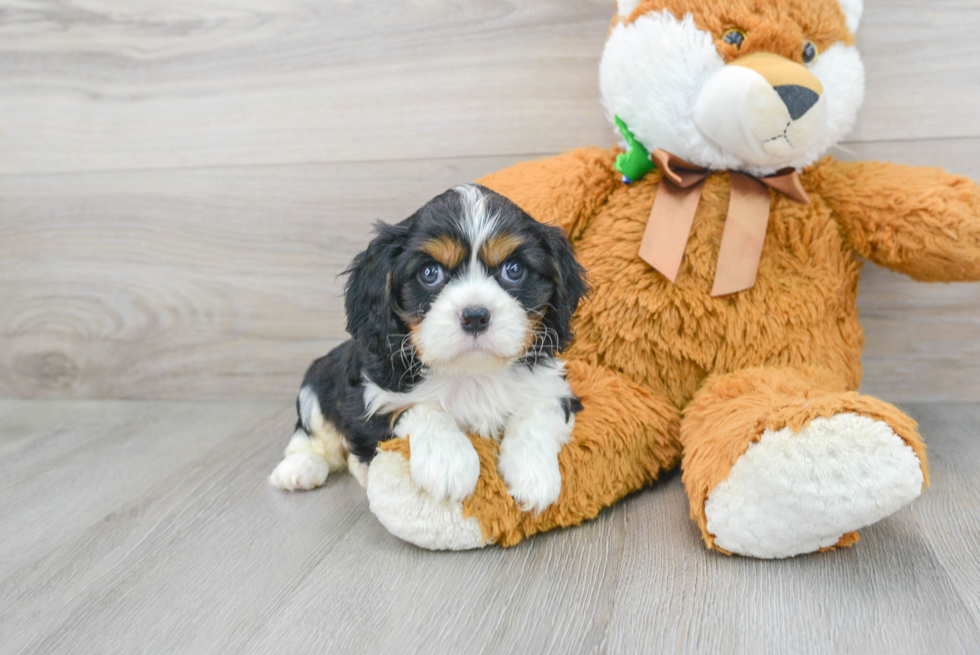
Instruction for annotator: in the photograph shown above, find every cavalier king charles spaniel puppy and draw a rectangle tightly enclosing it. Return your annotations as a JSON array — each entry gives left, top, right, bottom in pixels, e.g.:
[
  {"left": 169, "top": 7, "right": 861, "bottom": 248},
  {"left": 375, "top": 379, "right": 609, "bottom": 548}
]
[{"left": 269, "top": 184, "right": 587, "bottom": 513}]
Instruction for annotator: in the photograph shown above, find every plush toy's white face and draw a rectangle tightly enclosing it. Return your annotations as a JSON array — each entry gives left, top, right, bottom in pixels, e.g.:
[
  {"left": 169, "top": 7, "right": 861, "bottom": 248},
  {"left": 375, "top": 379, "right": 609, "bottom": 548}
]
[{"left": 600, "top": 0, "right": 865, "bottom": 176}]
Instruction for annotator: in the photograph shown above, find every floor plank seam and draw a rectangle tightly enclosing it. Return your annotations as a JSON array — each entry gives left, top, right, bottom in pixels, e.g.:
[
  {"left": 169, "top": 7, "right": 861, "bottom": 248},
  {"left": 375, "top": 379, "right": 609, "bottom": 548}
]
[{"left": 3, "top": 136, "right": 979, "bottom": 181}]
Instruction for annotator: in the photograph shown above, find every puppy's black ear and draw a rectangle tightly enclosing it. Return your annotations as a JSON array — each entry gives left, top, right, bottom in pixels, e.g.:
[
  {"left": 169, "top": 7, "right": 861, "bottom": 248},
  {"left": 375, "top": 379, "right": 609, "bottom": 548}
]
[
  {"left": 539, "top": 223, "right": 589, "bottom": 352},
  {"left": 344, "top": 220, "right": 410, "bottom": 356}
]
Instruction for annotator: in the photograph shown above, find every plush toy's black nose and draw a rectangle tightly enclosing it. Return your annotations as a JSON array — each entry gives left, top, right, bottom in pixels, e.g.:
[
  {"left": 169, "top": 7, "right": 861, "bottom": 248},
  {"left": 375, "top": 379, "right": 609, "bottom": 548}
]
[
  {"left": 774, "top": 84, "right": 820, "bottom": 121},
  {"left": 460, "top": 307, "right": 491, "bottom": 334}
]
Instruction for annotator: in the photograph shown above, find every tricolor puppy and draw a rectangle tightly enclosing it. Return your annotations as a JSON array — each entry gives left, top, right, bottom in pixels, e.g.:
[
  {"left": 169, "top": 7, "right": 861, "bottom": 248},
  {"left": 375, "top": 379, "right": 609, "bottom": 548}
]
[{"left": 269, "top": 184, "right": 588, "bottom": 513}]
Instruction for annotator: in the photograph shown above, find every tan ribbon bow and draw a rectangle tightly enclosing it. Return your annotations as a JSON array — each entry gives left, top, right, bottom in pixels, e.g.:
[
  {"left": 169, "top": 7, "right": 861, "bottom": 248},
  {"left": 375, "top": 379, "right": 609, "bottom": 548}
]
[{"left": 638, "top": 148, "right": 810, "bottom": 297}]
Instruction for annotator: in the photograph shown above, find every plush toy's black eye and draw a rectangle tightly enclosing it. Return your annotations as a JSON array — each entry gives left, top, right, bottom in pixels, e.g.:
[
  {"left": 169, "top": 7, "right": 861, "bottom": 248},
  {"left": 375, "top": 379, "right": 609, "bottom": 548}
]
[
  {"left": 723, "top": 29, "right": 745, "bottom": 49},
  {"left": 500, "top": 259, "right": 526, "bottom": 284},
  {"left": 419, "top": 263, "right": 444, "bottom": 287},
  {"left": 802, "top": 40, "right": 818, "bottom": 64}
]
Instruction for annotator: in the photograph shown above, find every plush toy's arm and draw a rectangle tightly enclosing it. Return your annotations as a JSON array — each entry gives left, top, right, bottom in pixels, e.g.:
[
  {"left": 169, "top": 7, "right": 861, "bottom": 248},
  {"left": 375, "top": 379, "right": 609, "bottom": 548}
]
[
  {"left": 478, "top": 147, "right": 620, "bottom": 243},
  {"left": 810, "top": 158, "right": 980, "bottom": 282}
]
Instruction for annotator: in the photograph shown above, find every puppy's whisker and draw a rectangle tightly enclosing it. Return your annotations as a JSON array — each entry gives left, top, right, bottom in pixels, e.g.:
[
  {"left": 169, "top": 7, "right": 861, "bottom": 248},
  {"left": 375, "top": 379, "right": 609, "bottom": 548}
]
[
  {"left": 386, "top": 333, "right": 412, "bottom": 368},
  {"left": 398, "top": 351, "right": 425, "bottom": 387},
  {"left": 398, "top": 336, "right": 413, "bottom": 369}
]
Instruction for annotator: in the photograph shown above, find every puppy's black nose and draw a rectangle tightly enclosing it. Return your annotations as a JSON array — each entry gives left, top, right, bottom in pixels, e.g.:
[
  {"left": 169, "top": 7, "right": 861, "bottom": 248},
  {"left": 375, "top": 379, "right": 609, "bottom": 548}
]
[
  {"left": 773, "top": 84, "right": 820, "bottom": 121},
  {"left": 460, "top": 307, "right": 491, "bottom": 334}
]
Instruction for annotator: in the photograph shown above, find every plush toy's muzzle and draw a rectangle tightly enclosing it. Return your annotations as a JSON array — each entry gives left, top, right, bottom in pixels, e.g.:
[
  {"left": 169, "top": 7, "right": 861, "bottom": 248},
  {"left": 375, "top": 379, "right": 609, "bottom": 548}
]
[{"left": 694, "top": 52, "right": 827, "bottom": 168}]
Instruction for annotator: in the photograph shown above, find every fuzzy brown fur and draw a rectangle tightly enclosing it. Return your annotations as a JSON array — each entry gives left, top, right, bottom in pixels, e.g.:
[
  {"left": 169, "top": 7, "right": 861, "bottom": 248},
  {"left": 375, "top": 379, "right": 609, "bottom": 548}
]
[
  {"left": 617, "top": 0, "right": 854, "bottom": 56},
  {"left": 379, "top": 359, "right": 681, "bottom": 547},
  {"left": 378, "top": 146, "right": 978, "bottom": 549},
  {"left": 681, "top": 365, "right": 928, "bottom": 553},
  {"left": 421, "top": 235, "right": 467, "bottom": 270},
  {"left": 377, "top": 3, "right": 980, "bottom": 551}
]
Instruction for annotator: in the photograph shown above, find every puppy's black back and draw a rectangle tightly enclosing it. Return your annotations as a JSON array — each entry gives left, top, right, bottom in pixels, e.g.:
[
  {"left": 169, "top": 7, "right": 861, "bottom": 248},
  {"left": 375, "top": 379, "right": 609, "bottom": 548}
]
[{"left": 298, "top": 340, "right": 392, "bottom": 464}]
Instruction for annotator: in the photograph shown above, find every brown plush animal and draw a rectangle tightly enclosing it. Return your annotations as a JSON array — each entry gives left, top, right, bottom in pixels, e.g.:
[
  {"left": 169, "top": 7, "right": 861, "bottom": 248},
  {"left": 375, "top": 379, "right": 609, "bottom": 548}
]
[{"left": 364, "top": 0, "right": 980, "bottom": 557}]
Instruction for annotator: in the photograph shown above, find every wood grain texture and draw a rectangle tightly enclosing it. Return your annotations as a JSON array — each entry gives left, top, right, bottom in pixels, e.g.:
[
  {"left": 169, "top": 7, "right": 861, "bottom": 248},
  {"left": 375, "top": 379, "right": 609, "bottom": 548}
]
[
  {"left": 2, "top": 0, "right": 979, "bottom": 402},
  {"left": 1, "top": 399, "right": 979, "bottom": 654},
  {"left": 2, "top": 139, "right": 979, "bottom": 401},
  {"left": 0, "top": 0, "right": 612, "bottom": 176},
  {"left": 2, "top": 2, "right": 979, "bottom": 653},
  {"left": 0, "top": 0, "right": 979, "bottom": 177},
  {"left": 0, "top": 155, "right": 531, "bottom": 399}
]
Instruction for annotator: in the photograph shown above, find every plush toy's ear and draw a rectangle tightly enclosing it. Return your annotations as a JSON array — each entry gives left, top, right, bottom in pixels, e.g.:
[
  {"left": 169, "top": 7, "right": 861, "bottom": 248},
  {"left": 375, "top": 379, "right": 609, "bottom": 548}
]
[
  {"left": 344, "top": 220, "right": 411, "bottom": 356},
  {"left": 615, "top": 0, "right": 642, "bottom": 19},
  {"left": 539, "top": 223, "right": 589, "bottom": 353},
  {"left": 838, "top": 0, "right": 863, "bottom": 33}
]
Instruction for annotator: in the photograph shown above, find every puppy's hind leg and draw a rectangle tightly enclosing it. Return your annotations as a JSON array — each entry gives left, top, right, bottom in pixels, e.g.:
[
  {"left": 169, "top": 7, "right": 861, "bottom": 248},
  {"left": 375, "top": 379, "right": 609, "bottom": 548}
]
[{"left": 269, "top": 388, "right": 348, "bottom": 491}]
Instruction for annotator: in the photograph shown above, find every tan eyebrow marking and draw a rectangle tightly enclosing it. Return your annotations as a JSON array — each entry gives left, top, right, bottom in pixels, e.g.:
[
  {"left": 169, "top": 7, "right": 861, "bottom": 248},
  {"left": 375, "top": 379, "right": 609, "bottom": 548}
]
[
  {"left": 420, "top": 235, "right": 466, "bottom": 269},
  {"left": 480, "top": 233, "right": 525, "bottom": 268}
]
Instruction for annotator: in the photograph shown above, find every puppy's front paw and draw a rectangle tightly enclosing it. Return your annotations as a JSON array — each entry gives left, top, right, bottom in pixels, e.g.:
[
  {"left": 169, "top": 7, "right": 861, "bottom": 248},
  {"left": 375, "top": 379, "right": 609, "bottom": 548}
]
[
  {"left": 409, "top": 435, "right": 481, "bottom": 503},
  {"left": 395, "top": 404, "right": 480, "bottom": 503},
  {"left": 269, "top": 452, "right": 330, "bottom": 491},
  {"left": 497, "top": 442, "right": 561, "bottom": 514}
]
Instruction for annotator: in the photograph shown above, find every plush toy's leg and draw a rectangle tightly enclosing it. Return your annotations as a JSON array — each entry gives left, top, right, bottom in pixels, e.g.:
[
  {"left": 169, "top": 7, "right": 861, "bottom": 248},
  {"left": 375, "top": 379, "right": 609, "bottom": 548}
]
[
  {"left": 681, "top": 366, "right": 929, "bottom": 559},
  {"left": 366, "top": 359, "right": 681, "bottom": 549}
]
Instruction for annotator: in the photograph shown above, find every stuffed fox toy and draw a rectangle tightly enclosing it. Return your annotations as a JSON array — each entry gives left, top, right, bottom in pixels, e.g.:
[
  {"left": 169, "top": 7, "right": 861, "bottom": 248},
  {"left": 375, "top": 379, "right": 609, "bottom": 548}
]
[{"left": 364, "top": 0, "right": 980, "bottom": 557}]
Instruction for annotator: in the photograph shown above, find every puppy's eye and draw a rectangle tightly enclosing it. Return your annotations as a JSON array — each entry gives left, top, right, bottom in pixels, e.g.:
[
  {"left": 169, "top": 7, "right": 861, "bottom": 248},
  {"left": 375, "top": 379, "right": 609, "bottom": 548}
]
[
  {"left": 723, "top": 29, "right": 745, "bottom": 49},
  {"left": 500, "top": 260, "right": 526, "bottom": 284},
  {"left": 418, "top": 263, "right": 444, "bottom": 287},
  {"left": 802, "top": 40, "right": 818, "bottom": 64}
]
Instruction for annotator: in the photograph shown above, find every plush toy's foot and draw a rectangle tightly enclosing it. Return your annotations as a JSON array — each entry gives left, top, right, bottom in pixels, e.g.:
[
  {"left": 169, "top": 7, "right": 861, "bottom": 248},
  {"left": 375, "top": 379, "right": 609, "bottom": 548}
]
[
  {"left": 682, "top": 366, "right": 929, "bottom": 559},
  {"left": 366, "top": 447, "right": 488, "bottom": 550},
  {"left": 704, "top": 413, "right": 924, "bottom": 558},
  {"left": 366, "top": 360, "right": 682, "bottom": 549}
]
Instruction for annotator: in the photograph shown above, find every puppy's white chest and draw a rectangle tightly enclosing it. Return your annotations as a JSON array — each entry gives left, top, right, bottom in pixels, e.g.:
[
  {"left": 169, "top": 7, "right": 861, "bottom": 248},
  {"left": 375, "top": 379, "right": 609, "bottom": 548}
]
[
  {"left": 363, "top": 361, "right": 572, "bottom": 439},
  {"left": 435, "top": 375, "right": 515, "bottom": 438}
]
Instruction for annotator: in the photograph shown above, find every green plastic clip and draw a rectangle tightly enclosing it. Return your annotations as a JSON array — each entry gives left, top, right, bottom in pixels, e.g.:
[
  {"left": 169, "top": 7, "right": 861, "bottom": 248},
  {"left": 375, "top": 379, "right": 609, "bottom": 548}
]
[{"left": 613, "top": 115, "right": 655, "bottom": 183}]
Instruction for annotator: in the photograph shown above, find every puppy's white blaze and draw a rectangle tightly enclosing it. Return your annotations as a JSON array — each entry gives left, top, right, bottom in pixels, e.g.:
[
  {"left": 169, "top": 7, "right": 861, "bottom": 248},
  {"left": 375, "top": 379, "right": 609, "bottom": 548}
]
[
  {"left": 498, "top": 398, "right": 575, "bottom": 514},
  {"left": 453, "top": 184, "right": 499, "bottom": 263},
  {"left": 413, "top": 269, "right": 529, "bottom": 370},
  {"left": 600, "top": 10, "right": 864, "bottom": 176},
  {"left": 364, "top": 359, "right": 574, "bottom": 440}
]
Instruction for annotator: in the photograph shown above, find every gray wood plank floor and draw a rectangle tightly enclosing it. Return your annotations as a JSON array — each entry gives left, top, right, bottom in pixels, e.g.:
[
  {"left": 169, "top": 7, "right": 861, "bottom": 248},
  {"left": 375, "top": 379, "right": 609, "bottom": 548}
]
[
  {"left": 3, "top": 0, "right": 980, "bottom": 653},
  {"left": 1, "top": 400, "right": 979, "bottom": 655}
]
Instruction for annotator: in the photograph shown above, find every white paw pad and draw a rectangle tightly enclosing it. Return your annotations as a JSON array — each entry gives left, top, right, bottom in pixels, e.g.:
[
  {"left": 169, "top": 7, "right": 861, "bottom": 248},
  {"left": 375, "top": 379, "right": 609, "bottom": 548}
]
[
  {"left": 704, "top": 413, "right": 925, "bottom": 559},
  {"left": 268, "top": 452, "right": 330, "bottom": 491}
]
